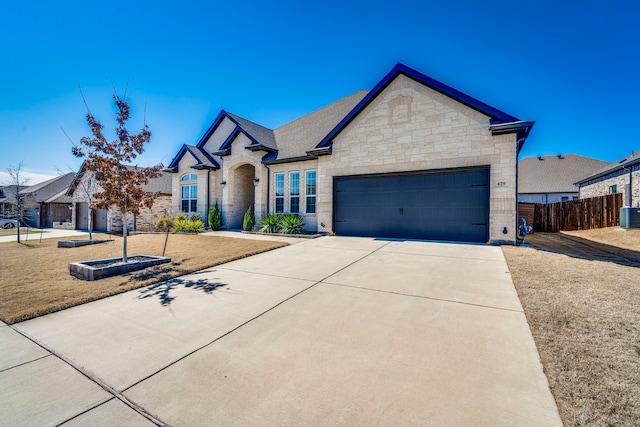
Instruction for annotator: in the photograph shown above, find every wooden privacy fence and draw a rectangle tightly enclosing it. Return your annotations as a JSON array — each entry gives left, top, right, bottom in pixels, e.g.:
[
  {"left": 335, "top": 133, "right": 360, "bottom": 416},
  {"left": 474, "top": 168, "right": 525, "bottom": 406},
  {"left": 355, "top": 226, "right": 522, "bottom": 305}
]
[{"left": 518, "top": 193, "right": 623, "bottom": 232}]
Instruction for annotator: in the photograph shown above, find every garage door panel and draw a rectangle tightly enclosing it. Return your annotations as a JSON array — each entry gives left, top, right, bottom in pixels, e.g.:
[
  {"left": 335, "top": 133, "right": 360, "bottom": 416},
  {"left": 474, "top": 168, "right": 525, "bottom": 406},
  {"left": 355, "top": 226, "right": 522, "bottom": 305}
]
[{"left": 334, "top": 168, "right": 489, "bottom": 243}]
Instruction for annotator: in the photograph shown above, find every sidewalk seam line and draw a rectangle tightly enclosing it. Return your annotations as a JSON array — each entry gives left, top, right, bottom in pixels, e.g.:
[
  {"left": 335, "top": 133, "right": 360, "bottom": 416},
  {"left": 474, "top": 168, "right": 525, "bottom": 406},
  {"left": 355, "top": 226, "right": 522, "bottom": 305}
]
[
  {"left": 0, "top": 354, "right": 51, "bottom": 374},
  {"left": 321, "top": 281, "right": 524, "bottom": 313},
  {"left": 54, "top": 397, "right": 116, "bottom": 427},
  {"left": 121, "top": 240, "right": 393, "bottom": 393},
  {"left": 7, "top": 324, "right": 170, "bottom": 427}
]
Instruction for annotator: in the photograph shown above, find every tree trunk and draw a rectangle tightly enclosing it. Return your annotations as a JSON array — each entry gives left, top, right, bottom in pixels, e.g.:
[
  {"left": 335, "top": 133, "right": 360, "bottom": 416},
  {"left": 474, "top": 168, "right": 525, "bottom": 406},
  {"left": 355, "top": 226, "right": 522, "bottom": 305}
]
[
  {"left": 122, "top": 211, "right": 128, "bottom": 263},
  {"left": 88, "top": 208, "right": 93, "bottom": 241}
]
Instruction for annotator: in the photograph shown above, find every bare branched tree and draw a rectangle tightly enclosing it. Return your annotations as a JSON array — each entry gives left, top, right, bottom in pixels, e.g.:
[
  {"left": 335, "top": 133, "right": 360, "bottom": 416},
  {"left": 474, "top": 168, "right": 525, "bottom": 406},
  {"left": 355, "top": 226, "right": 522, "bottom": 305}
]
[
  {"left": 57, "top": 162, "right": 96, "bottom": 241},
  {"left": 6, "top": 162, "right": 30, "bottom": 244},
  {"left": 72, "top": 94, "right": 162, "bottom": 262}
]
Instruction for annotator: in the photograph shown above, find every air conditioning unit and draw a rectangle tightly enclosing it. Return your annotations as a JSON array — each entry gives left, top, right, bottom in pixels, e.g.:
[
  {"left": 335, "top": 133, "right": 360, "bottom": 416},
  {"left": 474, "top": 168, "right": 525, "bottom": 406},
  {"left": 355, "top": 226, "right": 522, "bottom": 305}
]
[{"left": 620, "top": 207, "right": 640, "bottom": 229}]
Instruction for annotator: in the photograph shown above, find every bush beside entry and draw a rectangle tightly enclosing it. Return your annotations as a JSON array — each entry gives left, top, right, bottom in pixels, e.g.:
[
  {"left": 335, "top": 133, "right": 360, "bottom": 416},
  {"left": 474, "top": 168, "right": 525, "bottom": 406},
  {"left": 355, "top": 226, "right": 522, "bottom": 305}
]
[
  {"left": 259, "top": 213, "right": 305, "bottom": 234},
  {"left": 243, "top": 206, "right": 255, "bottom": 231},
  {"left": 278, "top": 214, "right": 305, "bottom": 234},
  {"left": 259, "top": 213, "right": 281, "bottom": 233},
  {"left": 208, "top": 203, "right": 223, "bottom": 231}
]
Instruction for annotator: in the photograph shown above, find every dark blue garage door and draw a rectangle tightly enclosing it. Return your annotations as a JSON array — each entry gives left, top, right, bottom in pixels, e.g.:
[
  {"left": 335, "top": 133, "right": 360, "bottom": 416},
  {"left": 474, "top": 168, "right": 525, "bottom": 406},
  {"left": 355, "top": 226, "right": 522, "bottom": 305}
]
[{"left": 333, "top": 167, "right": 489, "bottom": 243}]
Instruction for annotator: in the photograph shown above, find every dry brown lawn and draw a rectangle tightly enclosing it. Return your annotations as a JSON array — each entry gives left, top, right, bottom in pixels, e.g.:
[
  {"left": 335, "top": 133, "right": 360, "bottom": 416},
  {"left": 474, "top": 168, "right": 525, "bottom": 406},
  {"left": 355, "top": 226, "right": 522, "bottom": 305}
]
[
  {"left": 503, "top": 228, "right": 640, "bottom": 426},
  {"left": 0, "top": 234, "right": 287, "bottom": 324}
]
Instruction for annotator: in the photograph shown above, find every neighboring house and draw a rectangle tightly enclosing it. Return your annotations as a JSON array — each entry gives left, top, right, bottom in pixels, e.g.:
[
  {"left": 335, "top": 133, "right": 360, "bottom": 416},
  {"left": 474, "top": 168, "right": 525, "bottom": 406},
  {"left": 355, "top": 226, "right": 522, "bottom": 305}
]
[
  {"left": 518, "top": 155, "right": 610, "bottom": 203},
  {"left": 16, "top": 174, "right": 75, "bottom": 228},
  {"left": 0, "top": 185, "right": 23, "bottom": 219},
  {"left": 576, "top": 151, "right": 640, "bottom": 207},
  {"left": 166, "top": 63, "right": 535, "bottom": 244},
  {"left": 67, "top": 164, "right": 172, "bottom": 233}
]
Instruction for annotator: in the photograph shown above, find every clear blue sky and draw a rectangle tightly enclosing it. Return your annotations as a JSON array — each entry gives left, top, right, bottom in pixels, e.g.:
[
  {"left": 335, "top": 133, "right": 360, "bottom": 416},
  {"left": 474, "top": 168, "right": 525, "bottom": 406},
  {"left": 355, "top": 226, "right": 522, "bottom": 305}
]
[{"left": 1, "top": 0, "right": 638, "bottom": 184}]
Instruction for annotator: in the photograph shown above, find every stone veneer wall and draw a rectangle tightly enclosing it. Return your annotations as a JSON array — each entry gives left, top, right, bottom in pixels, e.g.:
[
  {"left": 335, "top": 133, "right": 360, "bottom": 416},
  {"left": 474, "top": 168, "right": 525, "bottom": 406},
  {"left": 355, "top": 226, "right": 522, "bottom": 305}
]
[
  {"left": 315, "top": 74, "right": 518, "bottom": 243},
  {"left": 579, "top": 167, "right": 640, "bottom": 207},
  {"left": 107, "top": 195, "right": 172, "bottom": 232}
]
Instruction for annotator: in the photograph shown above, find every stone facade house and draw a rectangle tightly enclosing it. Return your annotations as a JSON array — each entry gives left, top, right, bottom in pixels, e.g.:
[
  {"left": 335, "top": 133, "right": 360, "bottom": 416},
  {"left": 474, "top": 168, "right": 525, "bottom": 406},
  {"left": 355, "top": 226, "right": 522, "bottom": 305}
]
[
  {"left": 0, "top": 185, "right": 23, "bottom": 219},
  {"left": 518, "top": 155, "right": 609, "bottom": 203},
  {"left": 67, "top": 164, "right": 172, "bottom": 233},
  {"left": 576, "top": 151, "right": 640, "bottom": 207},
  {"left": 15, "top": 173, "right": 75, "bottom": 228},
  {"left": 166, "top": 63, "right": 535, "bottom": 244}
]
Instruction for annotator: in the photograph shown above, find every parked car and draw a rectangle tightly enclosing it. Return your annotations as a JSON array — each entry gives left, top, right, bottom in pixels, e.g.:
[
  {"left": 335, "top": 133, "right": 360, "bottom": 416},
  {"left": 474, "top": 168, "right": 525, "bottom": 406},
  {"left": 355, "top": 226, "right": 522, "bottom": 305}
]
[{"left": 0, "top": 218, "right": 17, "bottom": 229}]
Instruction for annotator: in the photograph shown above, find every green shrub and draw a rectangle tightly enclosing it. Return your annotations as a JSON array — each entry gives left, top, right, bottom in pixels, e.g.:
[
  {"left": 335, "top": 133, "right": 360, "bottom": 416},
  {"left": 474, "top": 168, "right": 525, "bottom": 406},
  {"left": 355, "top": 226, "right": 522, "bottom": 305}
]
[
  {"left": 278, "top": 214, "right": 305, "bottom": 234},
  {"left": 259, "top": 213, "right": 281, "bottom": 233},
  {"left": 208, "top": 202, "right": 223, "bottom": 230},
  {"left": 188, "top": 213, "right": 202, "bottom": 222},
  {"left": 243, "top": 206, "right": 255, "bottom": 231},
  {"left": 154, "top": 215, "right": 174, "bottom": 231},
  {"left": 185, "top": 219, "right": 205, "bottom": 233},
  {"left": 173, "top": 216, "right": 204, "bottom": 233},
  {"left": 172, "top": 218, "right": 190, "bottom": 232}
]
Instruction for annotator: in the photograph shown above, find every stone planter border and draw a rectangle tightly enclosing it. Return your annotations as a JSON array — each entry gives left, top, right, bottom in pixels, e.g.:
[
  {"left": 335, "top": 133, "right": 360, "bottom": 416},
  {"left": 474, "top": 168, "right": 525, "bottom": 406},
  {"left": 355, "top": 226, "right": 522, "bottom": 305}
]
[
  {"left": 69, "top": 255, "right": 171, "bottom": 281},
  {"left": 58, "top": 239, "right": 111, "bottom": 248}
]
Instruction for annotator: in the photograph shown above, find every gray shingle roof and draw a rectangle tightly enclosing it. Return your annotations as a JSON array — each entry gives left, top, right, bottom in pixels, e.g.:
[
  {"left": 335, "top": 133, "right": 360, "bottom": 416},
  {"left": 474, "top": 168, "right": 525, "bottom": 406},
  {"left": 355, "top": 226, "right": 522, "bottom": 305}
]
[
  {"left": 19, "top": 173, "right": 75, "bottom": 203},
  {"left": 226, "top": 113, "right": 278, "bottom": 150},
  {"left": 127, "top": 167, "right": 171, "bottom": 194},
  {"left": 575, "top": 151, "right": 640, "bottom": 185},
  {"left": 184, "top": 145, "right": 220, "bottom": 169},
  {"left": 518, "top": 155, "right": 610, "bottom": 194},
  {"left": 44, "top": 189, "right": 73, "bottom": 204},
  {"left": 68, "top": 163, "right": 171, "bottom": 196},
  {"left": 273, "top": 91, "right": 369, "bottom": 160},
  {"left": 0, "top": 185, "right": 24, "bottom": 205},
  {"left": 216, "top": 91, "right": 368, "bottom": 161}
]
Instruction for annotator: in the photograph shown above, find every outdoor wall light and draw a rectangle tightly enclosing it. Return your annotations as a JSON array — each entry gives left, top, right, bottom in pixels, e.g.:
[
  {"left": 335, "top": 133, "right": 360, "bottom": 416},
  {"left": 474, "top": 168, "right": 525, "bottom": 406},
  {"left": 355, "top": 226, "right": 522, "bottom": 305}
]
[
  {"left": 221, "top": 181, "right": 227, "bottom": 186},
  {"left": 253, "top": 177, "right": 260, "bottom": 184},
  {"left": 502, "top": 227, "right": 508, "bottom": 234}
]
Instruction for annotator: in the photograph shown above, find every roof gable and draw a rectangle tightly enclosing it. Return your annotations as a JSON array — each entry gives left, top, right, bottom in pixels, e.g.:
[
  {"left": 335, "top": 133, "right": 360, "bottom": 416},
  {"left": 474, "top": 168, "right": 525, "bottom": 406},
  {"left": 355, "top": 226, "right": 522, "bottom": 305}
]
[
  {"left": 20, "top": 173, "right": 75, "bottom": 202},
  {"left": 69, "top": 162, "right": 172, "bottom": 195},
  {"left": 167, "top": 144, "right": 221, "bottom": 171},
  {"left": 575, "top": 151, "right": 640, "bottom": 185},
  {"left": 182, "top": 63, "right": 533, "bottom": 164},
  {"left": 195, "top": 110, "right": 277, "bottom": 155},
  {"left": 315, "top": 63, "right": 532, "bottom": 150}
]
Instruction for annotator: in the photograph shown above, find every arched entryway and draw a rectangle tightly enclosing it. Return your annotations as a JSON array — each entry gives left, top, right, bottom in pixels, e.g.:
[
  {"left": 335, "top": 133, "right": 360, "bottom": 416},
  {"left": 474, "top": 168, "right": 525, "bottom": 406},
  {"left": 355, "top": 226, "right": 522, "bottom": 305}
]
[{"left": 228, "top": 163, "right": 255, "bottom": 229}]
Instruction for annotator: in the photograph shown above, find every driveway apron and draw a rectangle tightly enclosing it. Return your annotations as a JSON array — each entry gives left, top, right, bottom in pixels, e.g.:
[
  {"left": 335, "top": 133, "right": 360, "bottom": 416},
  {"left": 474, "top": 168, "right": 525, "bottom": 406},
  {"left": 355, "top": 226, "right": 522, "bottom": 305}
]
[{"left": 3, "top": 236, "right": 562, "bottom": 426}]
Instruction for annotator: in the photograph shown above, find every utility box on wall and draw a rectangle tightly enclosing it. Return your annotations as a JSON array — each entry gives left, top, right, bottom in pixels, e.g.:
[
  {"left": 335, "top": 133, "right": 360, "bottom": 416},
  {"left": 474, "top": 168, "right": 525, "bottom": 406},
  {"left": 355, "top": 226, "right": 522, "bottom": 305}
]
[{"left": 620, "top": 207, "right": 640, "bottom": 229}]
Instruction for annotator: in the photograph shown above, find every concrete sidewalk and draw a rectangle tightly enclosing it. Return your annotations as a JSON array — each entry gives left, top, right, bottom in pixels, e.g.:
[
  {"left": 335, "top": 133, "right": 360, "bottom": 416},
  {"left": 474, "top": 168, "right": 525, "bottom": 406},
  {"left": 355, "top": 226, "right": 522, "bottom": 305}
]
[
  {"left": 0, "top": 236, "right": 562, "bottom": 426},
  {"left": 0, "top": 228, "right": 108, "bottom": 243}
]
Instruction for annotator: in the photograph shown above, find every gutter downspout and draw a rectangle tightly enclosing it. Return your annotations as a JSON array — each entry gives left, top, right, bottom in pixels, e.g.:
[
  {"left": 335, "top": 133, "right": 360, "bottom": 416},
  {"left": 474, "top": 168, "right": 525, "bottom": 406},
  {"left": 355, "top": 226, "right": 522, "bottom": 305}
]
[
  {"left": 515, "top": 137, "right": 525, "bottom": 245},
  {"left": 206, "top": 169, "right": 211, "bottom": 217},
  {"left": 630, "top": 166, "right": 634, "bottom": 207},
  {"left": 264, "top": 164, "right": 271, "bottom": 213},
  {"left": 623, "top": 165, "right": 633, "bottom": 207}
]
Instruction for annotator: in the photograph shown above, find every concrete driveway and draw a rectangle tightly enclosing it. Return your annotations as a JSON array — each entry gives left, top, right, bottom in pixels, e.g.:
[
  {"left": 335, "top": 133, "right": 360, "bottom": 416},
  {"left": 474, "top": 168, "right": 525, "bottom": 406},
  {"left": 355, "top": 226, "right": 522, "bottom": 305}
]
[
  {"left": 0, "top": 228, "right": 107, "bottom": 243},
  {"left": 0, "top": 236, "right": 562, "bottom": 426}
]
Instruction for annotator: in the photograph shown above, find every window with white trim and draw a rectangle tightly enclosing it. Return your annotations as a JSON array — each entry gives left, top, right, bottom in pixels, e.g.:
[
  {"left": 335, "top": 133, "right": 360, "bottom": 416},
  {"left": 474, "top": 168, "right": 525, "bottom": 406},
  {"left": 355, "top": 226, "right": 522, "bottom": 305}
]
[
  {"left": 290, "top": 172, "right": 300, "bottom": 213},
  {"left": 275, "top": 173, "right": 284, "bottom": 213},
  {"left": 305, "top": 170, "right": 316, "bottom": 214},
  {"left": 181, "top": 173, "right": 198, "bottom": 213}
]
